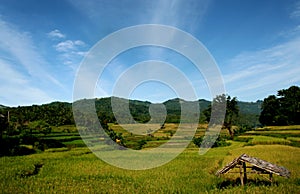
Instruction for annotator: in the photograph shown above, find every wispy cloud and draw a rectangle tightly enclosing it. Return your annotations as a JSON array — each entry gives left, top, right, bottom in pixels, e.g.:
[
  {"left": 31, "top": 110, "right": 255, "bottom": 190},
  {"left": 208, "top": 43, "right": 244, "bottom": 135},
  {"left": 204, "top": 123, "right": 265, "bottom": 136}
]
[
  {"left": 0, "top": 18, "right": 63, "bottom": 88},
  {"left": 0, "top": 58, "right": 54, "bottom": 106},
  {"left": 149, "top": 0, "right": 210, "bottom": 30},
  {"left": 47, "top": 29, "right": 66, "bottom": 39},
  {"left": 47, "top": 30, "right": 88, "bottom": 69},
  {"left": 142, "top": 0, "right": 211, "bottom": 60},
  {"left": 55, "top": 40, "right": 85, "bottom": 52},
  {"left": 223, "top": 36, "right": 300, "bottom": 100},
  {"left": 290, "top": 1, "right": 300, "bottom": 19}
]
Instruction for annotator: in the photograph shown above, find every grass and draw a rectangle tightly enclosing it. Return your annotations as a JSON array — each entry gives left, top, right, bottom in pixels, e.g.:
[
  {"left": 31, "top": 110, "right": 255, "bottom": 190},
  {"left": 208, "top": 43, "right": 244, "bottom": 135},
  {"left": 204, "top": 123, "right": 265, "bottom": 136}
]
[
  {"left": 45, "top": 147, "right": 69, "bottom": 152},
  {"left": 240, "top": 125, "right": 300, "bottom": 147},
  {"left": 239, "top": 135, "right": 291, "bottom": 146},
  {"left": 287, "top": 137, "right": 300, "bottom": 142},
  {"left": 255, "top": 125, "right": 300, "bottom": 131},
  {"left": 0, "top": 124, "right": 299, "bottom": 193},
  {"left": 0, "top": 141, "right": 299, "bottom": 193},
  {"left": 246, "top": 130, "right": 300, "bottom": 134}
]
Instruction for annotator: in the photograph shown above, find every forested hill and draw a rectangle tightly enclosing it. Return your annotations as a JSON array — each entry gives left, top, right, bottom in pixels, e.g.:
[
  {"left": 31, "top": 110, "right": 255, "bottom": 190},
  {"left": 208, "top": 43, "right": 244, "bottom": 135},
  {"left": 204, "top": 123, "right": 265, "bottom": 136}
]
[
  {"left": 163, "top": 98, "right": 262, "bottom": 115},
  {"left": 238, "top": 100, "right": 262, "bottom": 115},
  {"left": 0, "top": 105, "right": 7, "bottom": 109},
  {"left": 0, "top": 97, "right": 262, "bottom": 126}
]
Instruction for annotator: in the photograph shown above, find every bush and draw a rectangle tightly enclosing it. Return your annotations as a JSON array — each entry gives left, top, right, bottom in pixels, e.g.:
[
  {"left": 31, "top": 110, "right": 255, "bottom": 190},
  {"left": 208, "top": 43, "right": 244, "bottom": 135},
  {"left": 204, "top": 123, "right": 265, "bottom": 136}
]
[
  {"left": 0, "top": 136, "right": 19, "bottom": 156},
  {"left": 12, "top": 146, "right": 36, "bottom": 156},
  {"left": 234, "top": 125, "right": 253, "bottom": 136},
  {"left": 0, "top": 137, "right": 35, "bottom": 156},
  {"left": 193, "top": 136, "right": 231, "bottom": 148},
  {"left": 233, "top": 136, "right": 253, "bottom": 142},
  {"left": 20, "top": 133, "right": 38, "bottom": 146}
]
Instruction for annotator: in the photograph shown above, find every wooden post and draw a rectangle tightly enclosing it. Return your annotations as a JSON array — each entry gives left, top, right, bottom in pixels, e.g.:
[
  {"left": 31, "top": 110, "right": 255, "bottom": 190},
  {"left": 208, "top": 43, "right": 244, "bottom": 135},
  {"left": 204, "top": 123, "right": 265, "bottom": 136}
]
[
  {"left": 240, "top": 164, "right": 244, "bottom": 186},
  {"left": 269, "top": 173, "right": 273, "bottom": 182},
  {"left": 243, "top": 162, "right": 247, "bottom": 184}
]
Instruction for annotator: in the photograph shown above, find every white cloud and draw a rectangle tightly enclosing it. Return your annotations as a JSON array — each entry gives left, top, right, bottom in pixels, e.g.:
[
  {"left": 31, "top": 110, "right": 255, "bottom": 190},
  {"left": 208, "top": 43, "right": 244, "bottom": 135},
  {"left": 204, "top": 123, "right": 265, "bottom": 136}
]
[
  {"left": 0, "top": 18, "right": 67, "bottom": 106},
  {"left": 223, "top": 36, "right": 300, "bottom": 100},
  {"left": 47, "top": 29, "right": 66, "bottom": 39},
  {"left": 149, "top": 0, "right": 210, "bottom": 33},
  {"left": 290, "top": 1, "right": 300, "bottom": 19},
  {"left": 55, "top": 40, "right": 85, "bottom": 52},
  {"left": 76, "top": 51, "right": 88, "bottom": 56},
  {"left": 0, "top": 18, "right": 63, "bottom": 88},
  {"left": 53, "top": 39, "right": 87, "bottom": 70},
  {"left": 48, "top": 29, "right": 87, "bottom": 65},
  {"left": 0, "top": 58, "right": 54, "bottom": 106}
]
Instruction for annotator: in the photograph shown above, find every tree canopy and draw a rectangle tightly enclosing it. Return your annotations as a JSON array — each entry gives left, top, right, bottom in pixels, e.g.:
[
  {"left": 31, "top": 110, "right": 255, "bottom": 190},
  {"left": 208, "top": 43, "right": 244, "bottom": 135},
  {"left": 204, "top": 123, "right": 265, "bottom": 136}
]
[
  {"left": 259, "top": 86, "right": 300, "bottom": 126},
  {"left": 203, "top": 94, "right": 239, "bottom": 139}
]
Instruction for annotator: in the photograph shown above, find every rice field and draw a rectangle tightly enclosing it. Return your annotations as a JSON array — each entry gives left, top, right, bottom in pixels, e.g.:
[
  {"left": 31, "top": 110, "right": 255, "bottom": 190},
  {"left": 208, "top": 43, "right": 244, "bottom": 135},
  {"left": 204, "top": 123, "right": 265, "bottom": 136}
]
[
  {"left": 238, "top": 135, "right": 292, "bottom": 145},
  {"left": 0, "top": 142, "right": 300, "bottom": 193},
  {"left": 287, "top": 137, "right": 300, "bottom": 142},
  {"left": 237, "top": 125, "right": 300, "bottom": 147},
  {"left": 0, "top": 124, "right": 299, "bottom": 193},
  {"left": 246, "top": 130, "right": 300, "bottom": 134},
  {"left": 255, "top": 125, "right": 300, "bottom": 131},
  {"left": 0, "top": 142, "right": 299, "bottom": 193}
]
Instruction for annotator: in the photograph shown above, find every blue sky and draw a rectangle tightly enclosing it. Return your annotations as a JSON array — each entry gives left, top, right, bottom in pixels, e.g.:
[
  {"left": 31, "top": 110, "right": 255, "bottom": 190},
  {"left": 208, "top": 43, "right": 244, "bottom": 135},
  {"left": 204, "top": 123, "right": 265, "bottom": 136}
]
[{"left": 0, "top": 0, "right": 300, "bottom": 106}]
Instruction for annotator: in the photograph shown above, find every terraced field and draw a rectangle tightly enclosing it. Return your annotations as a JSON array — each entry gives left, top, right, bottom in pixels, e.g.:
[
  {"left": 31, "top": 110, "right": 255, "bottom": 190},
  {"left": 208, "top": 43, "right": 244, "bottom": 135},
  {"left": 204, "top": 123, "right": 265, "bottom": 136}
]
[
  {"left": 236, "top": 125, "right": 300, "bottom": 147},
  {"left": 0, "top": 124, "right": 299, "bottom": 193}
]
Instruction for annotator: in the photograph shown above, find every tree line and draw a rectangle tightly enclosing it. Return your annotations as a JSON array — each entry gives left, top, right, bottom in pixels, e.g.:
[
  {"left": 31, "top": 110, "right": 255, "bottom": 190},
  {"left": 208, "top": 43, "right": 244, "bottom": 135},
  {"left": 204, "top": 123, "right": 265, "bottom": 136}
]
[
  {"left": 0, "top": 85, "right": 298, "bottom": 138},
  {"left": 259, "top": 86, "right": 300, "bottom": 126}
]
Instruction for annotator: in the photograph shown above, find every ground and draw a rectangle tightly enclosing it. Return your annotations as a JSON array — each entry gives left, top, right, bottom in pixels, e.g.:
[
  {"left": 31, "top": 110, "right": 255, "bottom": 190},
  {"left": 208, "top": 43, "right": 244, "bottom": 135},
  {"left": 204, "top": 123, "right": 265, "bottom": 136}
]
[{"left": 0, "top": 124, "right": 299, "bottom": 193}]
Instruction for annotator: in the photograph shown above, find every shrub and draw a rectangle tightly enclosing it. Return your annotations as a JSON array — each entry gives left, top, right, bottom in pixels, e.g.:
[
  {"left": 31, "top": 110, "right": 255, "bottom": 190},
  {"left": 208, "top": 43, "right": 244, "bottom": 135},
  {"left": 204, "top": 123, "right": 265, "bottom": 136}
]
[
  {"left": 137, "top": 140, "right": 147, "bottom": 150},
  {"left": 0, "top": 136, "right": 36, "bottom": 156},
  {"left": 193, "top": 135, "right": 230, "bottom": 148}
]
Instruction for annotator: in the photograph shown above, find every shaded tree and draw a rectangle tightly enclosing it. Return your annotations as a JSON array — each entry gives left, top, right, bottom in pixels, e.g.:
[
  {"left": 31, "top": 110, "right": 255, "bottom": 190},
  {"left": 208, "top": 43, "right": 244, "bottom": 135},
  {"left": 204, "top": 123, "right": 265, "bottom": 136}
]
[
  {"left": 204, "top": 94, "right": 239, "bottom": 139},
  {"left": 260, "top": 86, "right": 300, "bottom": 126},
  {"left": 0, "top": 113, "right": 8, "bottom": 139},
  {"left": 277, "top": 86, "right": 300, "bottom": 124},
  {"left": 259, "top": 95, "right": 282, "bottom": 125},
  {"left": 224, "top": 96, "right": 239, "bottom": 139}
]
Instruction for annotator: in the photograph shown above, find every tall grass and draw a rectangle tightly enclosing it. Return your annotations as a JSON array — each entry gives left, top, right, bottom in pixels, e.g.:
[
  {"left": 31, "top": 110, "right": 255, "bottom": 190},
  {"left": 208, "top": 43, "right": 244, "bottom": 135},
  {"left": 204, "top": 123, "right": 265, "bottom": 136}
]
[
  {"left": 0, "top": 143, "right": 299, "bottom": 193},
  {"left": 255, "top": 125, "right": 300, "bottom": 131},
  {"left": 238, "top": 135, "right": 291, "bottom": 146}
]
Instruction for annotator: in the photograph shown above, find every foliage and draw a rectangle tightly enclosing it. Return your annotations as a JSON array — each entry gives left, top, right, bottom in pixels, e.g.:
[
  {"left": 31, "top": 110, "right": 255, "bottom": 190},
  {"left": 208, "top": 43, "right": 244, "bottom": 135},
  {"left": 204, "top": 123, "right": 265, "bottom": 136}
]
[
  {"left": 260, "top": 86, "right": 300, "bottom": 126},
  {"left": 28, "top": 120, "right": 52, "bottom": 135},
  {"left": 234, "top": 125, "right": 253, "bottom": 136},
  {"left": 100, "top": 118, "right": 125, "bottom": 146},
  {"left": 0, "top": 136, "right": 36, "bottom": 156},
  {"left": 193, "top": 135, "right": 231, "bottom": 148},
  {"left": 203, "top": 94, "right": 239, "bottom": 139},
  {"left": 0, "top": 117, "right": 7, "bottom": 140},
  {"left": 1, "top": 96, "right": 262, "bottom": 136},
  {"left": 136, "top": 139, "right": 147, "bottom": 150}
]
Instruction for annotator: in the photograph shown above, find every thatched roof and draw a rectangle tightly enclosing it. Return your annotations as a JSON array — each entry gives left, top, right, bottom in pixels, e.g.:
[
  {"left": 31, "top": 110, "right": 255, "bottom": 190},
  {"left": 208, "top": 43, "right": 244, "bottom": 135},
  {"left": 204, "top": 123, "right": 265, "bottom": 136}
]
[{"left": 216, "top": 153, "right": 290, "bottom": 178}]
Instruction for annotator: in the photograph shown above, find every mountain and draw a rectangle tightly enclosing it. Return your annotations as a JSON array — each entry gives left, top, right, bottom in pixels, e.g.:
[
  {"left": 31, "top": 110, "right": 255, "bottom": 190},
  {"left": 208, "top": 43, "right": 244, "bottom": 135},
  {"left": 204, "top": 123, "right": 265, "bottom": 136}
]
[
  {"left": 0, "top": 97, "right": 262, "bottom": 126},
  {"left": 0, "top": 105, "right": 8, "bottom": 109},
  {"left": 238, "top": 100, "right": 262, "bottom": 115}
]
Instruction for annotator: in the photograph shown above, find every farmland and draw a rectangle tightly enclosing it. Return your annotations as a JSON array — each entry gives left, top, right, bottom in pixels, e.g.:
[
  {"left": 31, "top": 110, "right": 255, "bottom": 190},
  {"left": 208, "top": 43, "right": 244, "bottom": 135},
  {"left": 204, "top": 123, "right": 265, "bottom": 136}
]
[{"left": 0, "top": 124, "right": 299, "bottom": 193}]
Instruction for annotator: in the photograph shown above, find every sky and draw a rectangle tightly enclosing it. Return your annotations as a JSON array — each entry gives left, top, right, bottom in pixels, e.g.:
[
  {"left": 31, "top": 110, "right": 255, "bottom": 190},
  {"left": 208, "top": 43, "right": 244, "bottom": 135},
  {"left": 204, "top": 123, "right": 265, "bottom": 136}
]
[{"left": 0, "top": 0, "right": 300, "bottom": 106}]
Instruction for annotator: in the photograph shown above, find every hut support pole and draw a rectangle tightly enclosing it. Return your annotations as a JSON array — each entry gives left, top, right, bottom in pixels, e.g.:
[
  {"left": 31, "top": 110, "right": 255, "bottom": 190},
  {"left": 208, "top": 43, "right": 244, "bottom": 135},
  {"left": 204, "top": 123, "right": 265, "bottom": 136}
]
[
  {"left": 269, "top": 173, "right": 273, "bottom": 182},
  {"left": 239, "top": 164, "right": 244, "bottom": 186},
  {"left": 243, "top": 162, "right": 247, "bottom": 184}
]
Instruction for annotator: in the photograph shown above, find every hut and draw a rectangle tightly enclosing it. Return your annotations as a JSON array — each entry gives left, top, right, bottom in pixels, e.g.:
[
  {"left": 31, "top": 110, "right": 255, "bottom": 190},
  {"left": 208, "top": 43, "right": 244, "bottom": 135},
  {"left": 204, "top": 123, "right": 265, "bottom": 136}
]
[{"left": 216, "top": 153, "right": 290, "bottom": 185}]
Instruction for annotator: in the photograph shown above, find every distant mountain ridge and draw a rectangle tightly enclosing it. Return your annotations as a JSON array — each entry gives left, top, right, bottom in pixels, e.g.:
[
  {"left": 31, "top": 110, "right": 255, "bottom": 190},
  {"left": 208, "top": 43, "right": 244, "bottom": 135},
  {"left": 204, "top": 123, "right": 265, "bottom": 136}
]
[
  {"left": 0, "top": 97, "right": 262, "bottom": 114},
  {"left": 0, "top": 104, "right": 7, "bottom": 109},
  {"left": 0, "top": 97, "right": 262, "bottom": 125}
]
